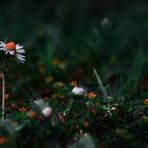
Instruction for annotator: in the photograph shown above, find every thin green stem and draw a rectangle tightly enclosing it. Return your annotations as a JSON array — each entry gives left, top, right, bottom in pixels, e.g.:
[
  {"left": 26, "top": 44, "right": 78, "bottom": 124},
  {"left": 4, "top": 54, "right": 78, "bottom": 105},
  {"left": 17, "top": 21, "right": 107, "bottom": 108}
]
[
  {"left": 1, "top": 56, "right": 7, "bottom": 120},
  {"left": 2, "top": 56, "right": 7, "bottom": 69},
  {"left": 2, "top": 72, "right": 5, "bottom": 120},
  {"left": 63, "top": 98, "right": 74, "bottom": 116}
]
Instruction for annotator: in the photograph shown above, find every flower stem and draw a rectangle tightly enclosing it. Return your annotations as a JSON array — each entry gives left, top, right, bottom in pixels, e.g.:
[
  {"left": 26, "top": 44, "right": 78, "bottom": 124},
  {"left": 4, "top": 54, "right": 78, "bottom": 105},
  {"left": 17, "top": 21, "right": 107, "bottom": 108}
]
[
  {"left": 63, "top": 99, "right": 74, "bottom": 116},
  {"left": 1, "top": 56, "right": 7, "bottom": 120},
  {"left": 1, "top": 72, "right": 5, "bottom": 120},
  {"left": 2, "top": 56, "right": 7, "bottom": 70}
]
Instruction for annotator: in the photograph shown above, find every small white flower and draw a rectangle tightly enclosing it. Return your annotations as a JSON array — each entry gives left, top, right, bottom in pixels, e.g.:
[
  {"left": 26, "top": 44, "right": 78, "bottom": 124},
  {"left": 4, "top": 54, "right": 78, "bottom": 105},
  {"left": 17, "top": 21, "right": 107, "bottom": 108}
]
[
  {"left": 42, "top": 107, "right": 52, "bottom": 117},
  {"left": 101, "top": 18, "right": 109, "bottom": 26},
  {"left": 0, "top": 41, "right": 26, "bottom": 63},
  {"left": 71, "top": 87, "right": 85, "bottom": 96}
]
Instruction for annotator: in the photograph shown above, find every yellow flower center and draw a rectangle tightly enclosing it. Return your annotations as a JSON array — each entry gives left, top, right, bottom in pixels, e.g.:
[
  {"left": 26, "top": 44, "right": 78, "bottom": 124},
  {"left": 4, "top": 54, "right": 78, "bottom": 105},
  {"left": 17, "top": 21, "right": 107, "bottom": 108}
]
[{"left": 5, "top": 42, "right": 16, "bottom": 52}]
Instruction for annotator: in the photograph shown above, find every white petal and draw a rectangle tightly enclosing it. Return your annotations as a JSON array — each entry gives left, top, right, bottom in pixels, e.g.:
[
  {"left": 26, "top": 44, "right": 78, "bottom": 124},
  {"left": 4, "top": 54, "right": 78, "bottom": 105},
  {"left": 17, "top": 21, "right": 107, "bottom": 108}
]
[
  {"left": 9, "top": 51, "right": 15, "bottom": 55},
  {"left": 0, "top": 47, "right": 7, "bottom": 52},
  {"left": 0, "top": 42, "right": 6, "bottom": 46},
  {"left": 3, "top": 48, "right": 7, "bottom": 51},
  {"left": 16, "top": 54, "right": 26, "bottom": 62},
  {"left": 16, "top": 49, "right": 25, "bottom": 53},
  {"left": 16, "top": 44, "right": 23, "bottom": 49},
  {"left": 17, "top": 54, "right": 25, "bottom": 59},
  {"left": 5, "top": 51, "right": 9, "bottom": 54},
  {"left": 0, "top": 44, "right": 4, "bottom": 48},
  {"left": 16, "top": 55, "right": 24, "bottom": 60}
]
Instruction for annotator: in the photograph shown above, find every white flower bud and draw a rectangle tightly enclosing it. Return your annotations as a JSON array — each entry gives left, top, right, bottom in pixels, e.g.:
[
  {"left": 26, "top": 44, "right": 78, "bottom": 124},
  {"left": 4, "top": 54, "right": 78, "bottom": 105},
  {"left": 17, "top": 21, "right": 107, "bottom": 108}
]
[
  {"left": 42, "top": 107, "right": 52, "bottom": 117},
  {"left": 71, "top": 87, "right": 85, "bottom": 96}
]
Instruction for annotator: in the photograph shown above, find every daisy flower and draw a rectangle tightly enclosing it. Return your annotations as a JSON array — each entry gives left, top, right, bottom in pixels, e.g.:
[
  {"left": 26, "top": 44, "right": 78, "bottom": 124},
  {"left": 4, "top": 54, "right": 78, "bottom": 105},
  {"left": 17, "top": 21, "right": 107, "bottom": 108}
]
[{"left": 0, "top": 41, "right": 26, "bottom": 63}]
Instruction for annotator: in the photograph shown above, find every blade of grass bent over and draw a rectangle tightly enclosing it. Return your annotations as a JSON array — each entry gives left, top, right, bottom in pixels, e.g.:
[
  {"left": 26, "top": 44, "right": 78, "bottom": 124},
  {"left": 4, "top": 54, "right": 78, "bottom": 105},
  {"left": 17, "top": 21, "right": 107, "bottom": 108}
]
[{"left": 93, "top": 68, "right": 109, "bottom": 99}]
